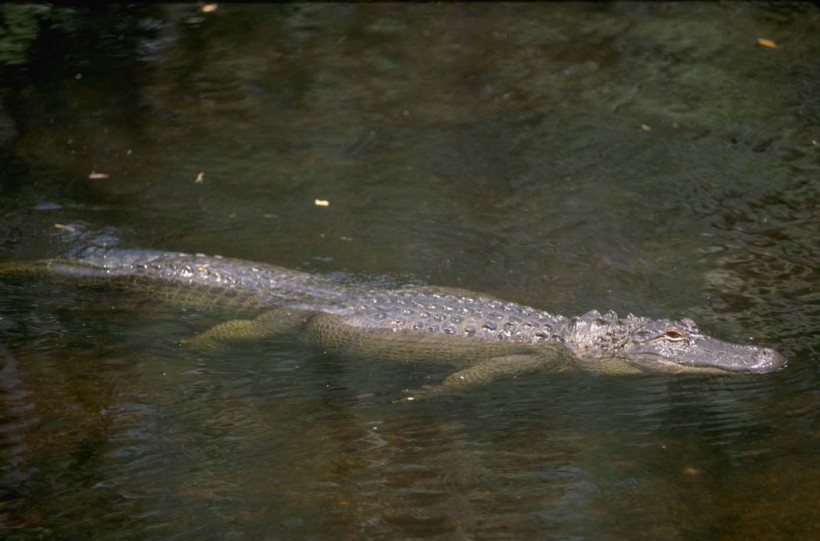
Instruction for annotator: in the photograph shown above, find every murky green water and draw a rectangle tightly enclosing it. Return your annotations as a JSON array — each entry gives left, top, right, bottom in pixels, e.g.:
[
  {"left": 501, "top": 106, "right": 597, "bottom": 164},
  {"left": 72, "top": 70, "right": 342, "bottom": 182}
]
[{"left": 0, "top": 4, "right": 817, "bottom": 540}]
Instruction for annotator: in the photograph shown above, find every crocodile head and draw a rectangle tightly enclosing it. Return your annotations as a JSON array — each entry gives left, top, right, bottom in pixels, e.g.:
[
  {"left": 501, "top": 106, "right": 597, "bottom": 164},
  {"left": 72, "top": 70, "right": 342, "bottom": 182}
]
[
  {"left": 618, "top": 315, "right": 786, "bottom": 374},
  {"left": 564, "top": 311, "right": 786, "bottom": 374}
]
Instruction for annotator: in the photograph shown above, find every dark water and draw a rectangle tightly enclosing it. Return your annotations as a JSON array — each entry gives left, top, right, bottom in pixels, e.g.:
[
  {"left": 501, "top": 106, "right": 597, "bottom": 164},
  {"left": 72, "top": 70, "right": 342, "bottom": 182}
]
[{"left": 0, "top": 4, "right": 817, "bottom": 540}]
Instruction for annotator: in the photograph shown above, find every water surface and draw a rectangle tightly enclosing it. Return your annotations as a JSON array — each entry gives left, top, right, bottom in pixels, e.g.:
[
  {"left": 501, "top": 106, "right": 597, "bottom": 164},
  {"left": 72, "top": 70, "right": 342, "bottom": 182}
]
[{"left": 0, "top": 4, "right": 817, "bottom": 540}]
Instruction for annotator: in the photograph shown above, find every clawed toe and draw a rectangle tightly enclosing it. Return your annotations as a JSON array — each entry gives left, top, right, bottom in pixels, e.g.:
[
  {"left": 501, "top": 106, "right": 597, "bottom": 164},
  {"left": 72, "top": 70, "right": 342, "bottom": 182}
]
[{"left": 396, "top": 384, "right": 444, "bottom": 403}]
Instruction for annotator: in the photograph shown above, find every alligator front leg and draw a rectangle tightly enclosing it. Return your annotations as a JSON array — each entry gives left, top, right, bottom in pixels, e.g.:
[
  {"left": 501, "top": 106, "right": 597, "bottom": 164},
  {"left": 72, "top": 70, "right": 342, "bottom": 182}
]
[
  {"left": 183, "top": 308, "right": 313, "bottom": 349},
  {"left": 401, "top": 353, "right": 568, "bottom": 401}
]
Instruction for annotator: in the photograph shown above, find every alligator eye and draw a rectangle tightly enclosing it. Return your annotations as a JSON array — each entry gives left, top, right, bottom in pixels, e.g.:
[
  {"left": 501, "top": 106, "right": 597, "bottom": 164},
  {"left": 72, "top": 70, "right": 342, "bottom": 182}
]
[{"left": 662, "top": 327, "right": 687, "bottom": 341}]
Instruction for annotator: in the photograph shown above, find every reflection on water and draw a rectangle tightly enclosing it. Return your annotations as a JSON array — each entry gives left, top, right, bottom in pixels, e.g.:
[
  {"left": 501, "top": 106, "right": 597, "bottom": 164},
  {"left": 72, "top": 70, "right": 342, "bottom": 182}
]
[{"left": 0, "top": 3, "right": 817, "bottom": 540}]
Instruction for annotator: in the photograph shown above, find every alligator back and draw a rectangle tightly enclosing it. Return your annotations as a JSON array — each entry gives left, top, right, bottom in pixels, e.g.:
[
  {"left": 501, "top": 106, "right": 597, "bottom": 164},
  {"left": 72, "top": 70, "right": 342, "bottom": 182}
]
[{"left": 336, "top": 287, "right": 567, "bottom": 343}]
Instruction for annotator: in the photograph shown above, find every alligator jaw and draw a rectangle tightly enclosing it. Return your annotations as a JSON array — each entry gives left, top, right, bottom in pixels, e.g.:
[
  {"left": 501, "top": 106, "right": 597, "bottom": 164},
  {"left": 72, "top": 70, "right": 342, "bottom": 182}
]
[{"left": 623, "top": 340, "right": 787, "bottom": 375}]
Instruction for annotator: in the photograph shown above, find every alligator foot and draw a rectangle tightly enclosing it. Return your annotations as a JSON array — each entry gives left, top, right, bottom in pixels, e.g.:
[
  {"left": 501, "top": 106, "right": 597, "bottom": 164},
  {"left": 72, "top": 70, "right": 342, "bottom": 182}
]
[
  {"left": 181, "top": 308, "right": 311, "bottom": 349},
  {"left": 396, "top": 354, "right": 565, "bottom": 402}
]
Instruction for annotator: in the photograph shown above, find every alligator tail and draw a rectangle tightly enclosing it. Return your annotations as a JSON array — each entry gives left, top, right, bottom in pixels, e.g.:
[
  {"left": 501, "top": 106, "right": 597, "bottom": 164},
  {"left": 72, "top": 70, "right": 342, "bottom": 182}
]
[{"left": 0, "top": 259, "right": 56, "bottom": 279}]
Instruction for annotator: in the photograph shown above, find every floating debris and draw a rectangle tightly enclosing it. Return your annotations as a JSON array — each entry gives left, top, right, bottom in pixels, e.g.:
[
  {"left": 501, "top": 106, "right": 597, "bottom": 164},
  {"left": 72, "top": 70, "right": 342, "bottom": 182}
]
[
  {"left": 202, "top": 3, "right": 218, "bottom": 13},
  {"left": 314, "top": 199, "right": 330, "bottom": 207},
  {"left": 195, "top": 171, "right": 205, "bottom": 183},
  {"left": 640, "top": 124, "right": 652, "bottom": 132},
  {"left": 88, "top": 171, "right": 109, "bottom": 180},
  {"left": 757, "top": 38, "right": 777, "bottom": 49}
]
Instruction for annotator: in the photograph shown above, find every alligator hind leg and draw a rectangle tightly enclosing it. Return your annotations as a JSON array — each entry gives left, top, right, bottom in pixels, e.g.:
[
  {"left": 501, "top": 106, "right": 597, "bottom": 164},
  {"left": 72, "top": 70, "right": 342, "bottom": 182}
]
[
  {"left": 183, "top": 308, "right": 312, "bottom": 349},
  {"left": 401, "top": 353, "right": 568, "bottom": 401}
]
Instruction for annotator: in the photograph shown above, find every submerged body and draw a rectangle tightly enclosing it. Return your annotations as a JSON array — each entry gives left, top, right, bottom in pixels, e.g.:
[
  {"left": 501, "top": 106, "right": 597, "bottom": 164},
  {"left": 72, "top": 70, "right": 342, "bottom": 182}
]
[{"left": 0, "top": 248, "right": 786, "bottom": 397}]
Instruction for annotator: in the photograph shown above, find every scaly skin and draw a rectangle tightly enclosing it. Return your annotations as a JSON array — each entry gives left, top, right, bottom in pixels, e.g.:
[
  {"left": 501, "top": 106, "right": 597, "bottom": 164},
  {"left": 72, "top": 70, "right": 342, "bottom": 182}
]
[{"left": 0, "top": 247, "right": 786, "bottom": 398}]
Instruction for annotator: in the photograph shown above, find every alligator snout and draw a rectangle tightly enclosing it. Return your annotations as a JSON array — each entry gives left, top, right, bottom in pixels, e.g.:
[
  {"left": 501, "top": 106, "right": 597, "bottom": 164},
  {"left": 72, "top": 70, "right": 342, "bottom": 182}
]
[{"left": 750, "top": 347, "right": 787, "bottom": 373}]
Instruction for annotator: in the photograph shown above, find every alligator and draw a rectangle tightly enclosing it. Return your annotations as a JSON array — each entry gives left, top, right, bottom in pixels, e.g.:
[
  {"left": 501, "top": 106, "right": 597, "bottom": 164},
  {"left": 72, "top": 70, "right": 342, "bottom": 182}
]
[{"left": 0, "top": 247, "right": 786, "bottom": 399}]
